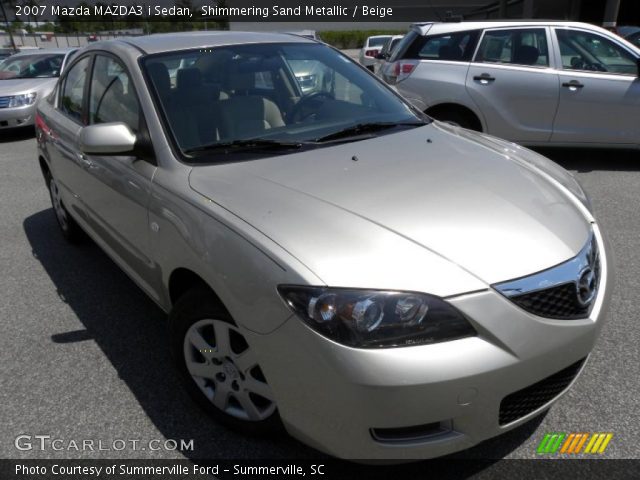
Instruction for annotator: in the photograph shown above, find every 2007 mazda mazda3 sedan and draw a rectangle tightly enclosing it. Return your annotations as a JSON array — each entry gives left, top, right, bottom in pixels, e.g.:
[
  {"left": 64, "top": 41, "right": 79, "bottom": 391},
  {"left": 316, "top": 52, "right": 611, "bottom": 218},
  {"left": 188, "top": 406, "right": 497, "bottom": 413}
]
[{"left": 35, "top": 32, "right": 611, "bottom": 460}]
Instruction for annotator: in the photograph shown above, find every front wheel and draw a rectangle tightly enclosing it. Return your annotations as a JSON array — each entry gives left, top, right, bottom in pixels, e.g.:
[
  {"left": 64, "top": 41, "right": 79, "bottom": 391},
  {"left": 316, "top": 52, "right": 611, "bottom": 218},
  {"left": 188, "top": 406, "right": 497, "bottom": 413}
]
[{"left": 169, "top": 288, "right": 281, "bottom": 434}]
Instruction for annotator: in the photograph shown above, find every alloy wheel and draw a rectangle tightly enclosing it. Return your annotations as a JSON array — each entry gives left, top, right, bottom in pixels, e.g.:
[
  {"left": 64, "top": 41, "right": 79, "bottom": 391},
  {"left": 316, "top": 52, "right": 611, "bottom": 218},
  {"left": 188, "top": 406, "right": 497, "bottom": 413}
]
[{"left": 183, "top": 318, "right": 276, "bottom": 421}]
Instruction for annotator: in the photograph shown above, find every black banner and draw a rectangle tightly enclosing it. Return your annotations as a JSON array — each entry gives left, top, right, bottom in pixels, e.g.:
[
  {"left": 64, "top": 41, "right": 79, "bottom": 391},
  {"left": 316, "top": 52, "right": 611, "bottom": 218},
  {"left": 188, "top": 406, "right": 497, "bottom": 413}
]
[
  {"left": 2, "top": 459, "right": 640, "bottom": 480},
  {"left": 8, "top": 0, "right": 477, "bottom": 22}
]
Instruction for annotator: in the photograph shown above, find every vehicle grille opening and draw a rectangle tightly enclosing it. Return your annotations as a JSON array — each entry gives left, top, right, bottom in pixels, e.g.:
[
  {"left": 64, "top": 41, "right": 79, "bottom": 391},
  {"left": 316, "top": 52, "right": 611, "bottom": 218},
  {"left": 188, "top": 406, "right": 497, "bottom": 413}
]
[
  {"left": 499, "top": 358, "right": 586, "bottom": 426},
  {"left": 510, "top": 282, "right": 590, "bottom": 319},
  {"left": 371, "top": 421, "right": 451, "bottom": 444},
  {"left": 494, "top": 233, "right": 601, "bottom": 320}
]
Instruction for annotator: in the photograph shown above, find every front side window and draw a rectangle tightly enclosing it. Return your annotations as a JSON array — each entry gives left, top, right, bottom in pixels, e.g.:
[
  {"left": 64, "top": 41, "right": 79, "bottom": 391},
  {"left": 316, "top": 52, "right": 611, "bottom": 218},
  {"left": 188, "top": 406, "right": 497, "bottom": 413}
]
[
  {"left": 0, "top": 54, "right": 64, "bottom": 79},
  {"left": 89, "top": 55, "right": 140, "bottom": 132},
  {"left": 60, "top": 57, "right": 90, "bottom": 123},
  {"left": 476, "top": 28, "right": 549, "bottom": 67},
  {"left": 556, "top": 29, "right": 638, "bottom": 75},
  {"left": 143, "top": 43, "right": 425, "bottom": 160}
]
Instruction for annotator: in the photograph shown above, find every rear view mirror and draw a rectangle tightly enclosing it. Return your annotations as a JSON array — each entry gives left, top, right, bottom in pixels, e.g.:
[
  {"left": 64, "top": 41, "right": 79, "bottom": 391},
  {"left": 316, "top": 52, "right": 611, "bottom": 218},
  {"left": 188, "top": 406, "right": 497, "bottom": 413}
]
[{"left": 78, "top": 122, "right": 136, "bottom": 155}]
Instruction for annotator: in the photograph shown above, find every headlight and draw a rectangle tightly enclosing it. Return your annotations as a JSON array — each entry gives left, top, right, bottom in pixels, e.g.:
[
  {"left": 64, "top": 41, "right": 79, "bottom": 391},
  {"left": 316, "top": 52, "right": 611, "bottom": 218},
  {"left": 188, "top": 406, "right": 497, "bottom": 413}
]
[
  {"left": 278, "top": 286, "right": 476, "bottom": 348},
  {"left": 8, "top": 92, "right": 37, "bottom": 108}
]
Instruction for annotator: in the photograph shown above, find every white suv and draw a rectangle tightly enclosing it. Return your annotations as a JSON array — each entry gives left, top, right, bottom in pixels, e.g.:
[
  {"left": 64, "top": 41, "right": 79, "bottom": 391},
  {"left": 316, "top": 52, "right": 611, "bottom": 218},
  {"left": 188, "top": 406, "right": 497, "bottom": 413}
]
[{"left": 383, "top": 21, "right": 640, "bottom": 147}]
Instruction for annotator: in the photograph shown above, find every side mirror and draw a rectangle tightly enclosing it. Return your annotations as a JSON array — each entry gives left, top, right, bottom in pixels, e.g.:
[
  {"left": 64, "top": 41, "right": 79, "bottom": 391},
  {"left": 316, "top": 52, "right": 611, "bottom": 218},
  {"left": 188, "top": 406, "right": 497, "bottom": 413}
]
[
  {"left": 78, "top": 122, "right": 136, "bottom": 155},
  {"left": 376, "top": 52, "right": 387, "bottom": 60},
  {"left": 637, "top": 58, "right": 640, "bottom": 77}
]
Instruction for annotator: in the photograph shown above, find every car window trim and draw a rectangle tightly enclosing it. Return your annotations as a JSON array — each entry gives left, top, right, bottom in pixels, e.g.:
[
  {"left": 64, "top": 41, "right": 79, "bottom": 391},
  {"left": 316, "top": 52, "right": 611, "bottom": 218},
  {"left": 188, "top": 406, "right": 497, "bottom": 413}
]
[
  {"left": 56, "top": 53, "right": 94, "bottom": 126},
  {"left": 472, "top": 26, "right": 552, "bottom": 69},
  {"left": 88, "top": 51, "right": 145, "bottom": 134},
  {"left": 552, "top": 26, "right": 640, "bottom": 78}
]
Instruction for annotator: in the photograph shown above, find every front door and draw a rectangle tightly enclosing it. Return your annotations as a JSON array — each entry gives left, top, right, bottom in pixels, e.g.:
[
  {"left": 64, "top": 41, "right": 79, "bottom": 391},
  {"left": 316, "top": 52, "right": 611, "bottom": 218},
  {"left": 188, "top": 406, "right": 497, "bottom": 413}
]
[
  {"left": 551, "top": 27, "right": 640, "bottom": 146},
  {"left": 73, "top": 53, "right": 159, "bottom": 299}
]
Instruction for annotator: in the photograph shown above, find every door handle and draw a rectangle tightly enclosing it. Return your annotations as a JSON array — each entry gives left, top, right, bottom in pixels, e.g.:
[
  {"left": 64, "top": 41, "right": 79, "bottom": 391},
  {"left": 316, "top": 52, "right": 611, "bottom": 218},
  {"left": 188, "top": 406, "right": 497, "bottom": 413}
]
[
  {"left": 77, "top": 153, "right": 94, "bottom": 169},
  {"left": 473, "top": 73, "right": 496, "bottom": 84},
  {"left": 562, "top": 80, "right": 584, "bottom": 89}
]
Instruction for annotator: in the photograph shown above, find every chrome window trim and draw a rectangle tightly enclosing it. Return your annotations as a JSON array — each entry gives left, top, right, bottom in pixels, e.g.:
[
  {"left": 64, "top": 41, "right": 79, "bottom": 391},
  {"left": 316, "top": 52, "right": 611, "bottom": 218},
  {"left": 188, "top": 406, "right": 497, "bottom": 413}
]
[{"left": 493, "top": 231, "right": 599, "bottom": 301}]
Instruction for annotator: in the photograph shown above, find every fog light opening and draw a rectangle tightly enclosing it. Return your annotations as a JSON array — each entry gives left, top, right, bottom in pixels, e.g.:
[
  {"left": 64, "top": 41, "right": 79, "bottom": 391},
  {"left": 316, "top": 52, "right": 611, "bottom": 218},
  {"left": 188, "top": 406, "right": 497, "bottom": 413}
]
[{"left": 370, "top": 420, "right": 453, "bottom": 444}]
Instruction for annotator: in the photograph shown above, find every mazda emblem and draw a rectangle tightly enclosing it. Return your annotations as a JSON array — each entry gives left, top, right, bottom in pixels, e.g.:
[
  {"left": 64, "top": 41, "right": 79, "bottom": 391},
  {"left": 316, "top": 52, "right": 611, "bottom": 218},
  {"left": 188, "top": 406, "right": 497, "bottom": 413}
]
[{"left": 576, "top": 267, "right": 597, "bottom": 307}]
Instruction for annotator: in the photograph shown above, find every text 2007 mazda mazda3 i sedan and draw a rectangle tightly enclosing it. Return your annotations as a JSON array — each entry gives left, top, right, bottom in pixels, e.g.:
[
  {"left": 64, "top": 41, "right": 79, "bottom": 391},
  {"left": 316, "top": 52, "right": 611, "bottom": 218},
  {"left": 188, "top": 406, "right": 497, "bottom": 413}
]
[{"left": 35, "top": 32, "right": 611, "bottom": 460}]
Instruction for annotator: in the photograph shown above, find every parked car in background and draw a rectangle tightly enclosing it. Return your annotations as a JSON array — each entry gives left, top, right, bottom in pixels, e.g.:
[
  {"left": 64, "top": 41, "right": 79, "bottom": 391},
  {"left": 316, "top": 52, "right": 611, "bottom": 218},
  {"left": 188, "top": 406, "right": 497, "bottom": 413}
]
[
  {"left": 374, "top": 34, "right": 403, "bottom": 74},
  {"left": 0, "top": 48, "right": 15, "bottom": 61},
  {"left": 384, "top": 21, "right": 640, "bottom": 147},
  {"left": 285, "top": 30, "right": 319, "bottom": 41},
  {"left": 0, "top": 48, "right": 77, "bottom": 130},
  {"left": 36, "top": 31, "right": 610, "bottom": 460},
  {"left": 359, "top": 34, "right": 392, "bottom": 71},
  {"left": 618, "top": 26, "right": 640, "bottom": 48}
]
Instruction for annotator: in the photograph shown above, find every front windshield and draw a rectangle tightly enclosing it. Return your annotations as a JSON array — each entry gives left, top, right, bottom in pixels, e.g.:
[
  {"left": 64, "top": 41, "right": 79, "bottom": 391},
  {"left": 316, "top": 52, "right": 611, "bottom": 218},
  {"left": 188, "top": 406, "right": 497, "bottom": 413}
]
[
  {"left": 143, "top": 42, "right": 424, "bottom": 161},
  {"left": 0, "top": 54, "right": 64, "bottom": 79}
]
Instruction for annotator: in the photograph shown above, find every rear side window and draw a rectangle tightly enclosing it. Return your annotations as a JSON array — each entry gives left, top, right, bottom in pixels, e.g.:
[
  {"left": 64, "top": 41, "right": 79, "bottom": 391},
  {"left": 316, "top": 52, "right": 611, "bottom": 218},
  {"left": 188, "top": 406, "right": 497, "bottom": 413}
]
[
  {"left": 403, "top": 30, "right": 481, "bottom": 62},
  {"left": 475, "top": 28, "right": 549, "bottom": 67},
  {"left": 60, "top": 56, "right": 90, "bottom": 123}
]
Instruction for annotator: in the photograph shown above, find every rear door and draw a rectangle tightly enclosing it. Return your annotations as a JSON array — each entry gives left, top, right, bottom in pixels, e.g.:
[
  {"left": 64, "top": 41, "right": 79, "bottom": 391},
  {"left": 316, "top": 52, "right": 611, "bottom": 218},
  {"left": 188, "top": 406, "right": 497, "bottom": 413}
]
[
  {"left": 550, "top": 27, "right": 640, "bottom": 145},
  {"left": 466, "top": 27, "right": 559, "bottom": 143},
  {"left": 46, "top": 55, "right": 92, "bottom": 218}
]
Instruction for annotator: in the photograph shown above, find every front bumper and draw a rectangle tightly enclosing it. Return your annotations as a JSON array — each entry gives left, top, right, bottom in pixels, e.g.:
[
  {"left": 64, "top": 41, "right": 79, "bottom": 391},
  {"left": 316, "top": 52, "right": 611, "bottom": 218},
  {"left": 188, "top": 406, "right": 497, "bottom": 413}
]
[
  {"left": 0, "top": 104, "right": 36, "bottom": 129},
  {"left": 246, "top": 225, "right": 612, "bottom": 460}
]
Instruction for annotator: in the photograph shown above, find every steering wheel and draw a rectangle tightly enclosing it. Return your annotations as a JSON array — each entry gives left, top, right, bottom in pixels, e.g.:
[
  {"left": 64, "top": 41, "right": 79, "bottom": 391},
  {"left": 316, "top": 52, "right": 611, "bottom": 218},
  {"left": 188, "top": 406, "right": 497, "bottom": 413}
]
[{"left": 289, "top": 91, "right": 334, "bottom": 123}]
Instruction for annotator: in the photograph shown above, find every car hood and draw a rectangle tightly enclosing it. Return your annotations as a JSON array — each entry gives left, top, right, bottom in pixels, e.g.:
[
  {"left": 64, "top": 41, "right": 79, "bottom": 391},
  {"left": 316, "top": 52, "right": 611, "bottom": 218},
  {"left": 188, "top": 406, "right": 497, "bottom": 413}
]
[
  {"left": 189, "top": 123, "right": 591, "bottom": 291},
  {"left": 0, "top": 77, "right": 55, "bottom": 96}
]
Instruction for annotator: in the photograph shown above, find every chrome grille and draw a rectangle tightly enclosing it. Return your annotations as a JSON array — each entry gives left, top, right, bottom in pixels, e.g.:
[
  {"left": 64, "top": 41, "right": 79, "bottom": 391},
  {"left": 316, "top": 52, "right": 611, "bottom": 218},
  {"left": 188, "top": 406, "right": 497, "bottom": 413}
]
[
  {"left": 494, "top": 233, "right": 600, "bottom": 320},
  {"left": 0, "top": 96, "right": 10, "bottom": 109}
]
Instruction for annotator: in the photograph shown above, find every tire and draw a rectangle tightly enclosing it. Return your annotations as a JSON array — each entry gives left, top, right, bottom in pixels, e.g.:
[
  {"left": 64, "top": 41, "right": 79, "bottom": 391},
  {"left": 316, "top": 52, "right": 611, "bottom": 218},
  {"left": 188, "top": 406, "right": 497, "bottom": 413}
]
[
  {"left": 169, "top": 287, "right": 282, "bottom": 435},
  {"left": 45, "top": 170, "right": 84, "bottom": 243},
  {"left": 431, "top": 110, "right": 480, "bottom": 131}
]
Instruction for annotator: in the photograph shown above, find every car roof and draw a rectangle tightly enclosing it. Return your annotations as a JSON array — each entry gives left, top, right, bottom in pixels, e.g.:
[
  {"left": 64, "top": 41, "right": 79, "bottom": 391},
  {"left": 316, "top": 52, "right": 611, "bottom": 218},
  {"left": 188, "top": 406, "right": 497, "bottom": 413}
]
[
  {"left": 112, "top": 31, "right": 315, "bottom": 54},
  {"left": 412, "top": 21, "right": 613, "bottom": 36},
  {"left": 11, "top": 48, "right": 77, "bottom": 57}
]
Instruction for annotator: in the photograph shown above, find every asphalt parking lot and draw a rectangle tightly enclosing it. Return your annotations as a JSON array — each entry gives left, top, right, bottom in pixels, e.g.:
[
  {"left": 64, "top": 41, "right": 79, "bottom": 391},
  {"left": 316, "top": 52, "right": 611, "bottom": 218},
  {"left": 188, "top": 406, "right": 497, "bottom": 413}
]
[{"left": 0, "top": 127, "right": 638, "bottom": 463}]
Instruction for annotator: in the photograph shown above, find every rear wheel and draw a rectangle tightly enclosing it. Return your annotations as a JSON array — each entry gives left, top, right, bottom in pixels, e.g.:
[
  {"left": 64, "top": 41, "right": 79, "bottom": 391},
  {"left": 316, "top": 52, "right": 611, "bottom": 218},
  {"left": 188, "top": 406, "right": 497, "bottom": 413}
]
[
  {"left": 428, "top": 108, "right": 482, "bottom": 131},
  {"left": 46, "top": 171, "right": 84, "bottom": 243},
  {"left": 169, "top": 287, "right": 281, "bottom": 434}
]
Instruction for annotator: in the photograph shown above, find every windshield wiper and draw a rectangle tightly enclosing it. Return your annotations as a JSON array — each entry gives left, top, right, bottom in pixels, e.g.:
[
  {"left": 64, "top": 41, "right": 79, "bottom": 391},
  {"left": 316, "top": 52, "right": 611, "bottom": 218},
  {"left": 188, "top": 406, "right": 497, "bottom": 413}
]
[
  {"left": 184, "top": 138, "right": 307, "bottom": 155},
  {"left": 314, "top": 121, "right": 426, "bottom": 143}
]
